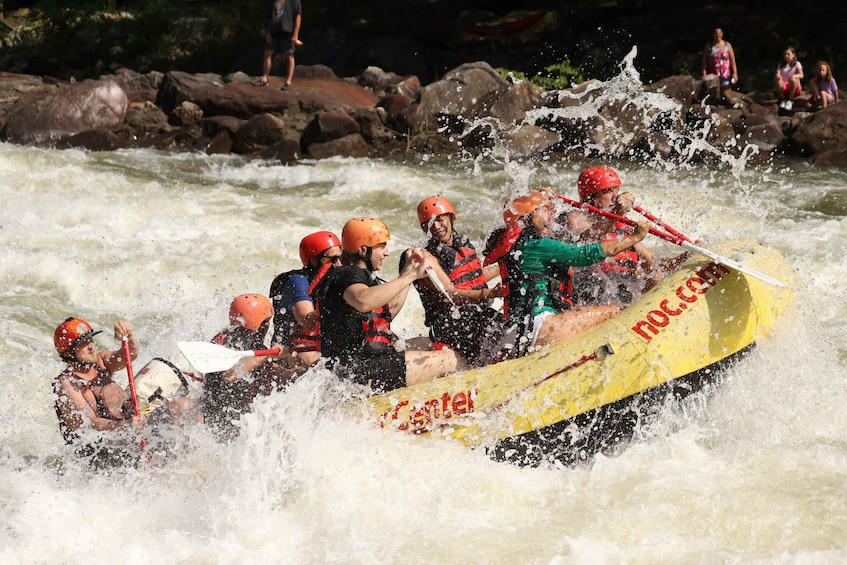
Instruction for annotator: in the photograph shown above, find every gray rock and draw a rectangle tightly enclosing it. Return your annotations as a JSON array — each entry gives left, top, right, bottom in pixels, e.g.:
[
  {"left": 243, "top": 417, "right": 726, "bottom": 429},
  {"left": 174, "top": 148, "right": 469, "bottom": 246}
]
[{"left": 2, "top": 79, "right": 128, "bottom": 144}]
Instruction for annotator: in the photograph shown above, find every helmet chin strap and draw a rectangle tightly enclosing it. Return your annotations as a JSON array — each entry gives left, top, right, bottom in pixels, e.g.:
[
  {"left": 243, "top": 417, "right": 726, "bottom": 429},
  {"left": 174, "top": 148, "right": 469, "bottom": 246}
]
[{"left": 363, "top": 247, "right": 375, "bottom": 272}]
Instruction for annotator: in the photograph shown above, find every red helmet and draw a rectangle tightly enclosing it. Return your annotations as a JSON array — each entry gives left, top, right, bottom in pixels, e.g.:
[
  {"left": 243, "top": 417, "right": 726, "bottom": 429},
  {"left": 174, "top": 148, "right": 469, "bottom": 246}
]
[
  {"left": 503, "top": 190, "right": 552, "bottom": 228},
  {"left": 341, "top": 217, "right": 390, "bottom": 253},
  {"left": 229, "top": 294, "right": 273, "bottom": 331},
  {"left": 578, "top": 166, "right": 622, "bottom": 201},
  {"left": 54, "top": 317, "right": 102, "bottom": 360},
  {"left": 299, "top": 231, "right": 341, "bottom": 266},
  {"left": 417, "top": 196, "right": 456, "bottom": 227}
]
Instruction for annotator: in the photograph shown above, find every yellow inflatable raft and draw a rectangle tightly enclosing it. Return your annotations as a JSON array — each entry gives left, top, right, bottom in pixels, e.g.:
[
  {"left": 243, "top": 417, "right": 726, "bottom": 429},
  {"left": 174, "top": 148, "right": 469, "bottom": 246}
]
[{"left": 363, "top": 242, "right": 794, "bottom": 465}]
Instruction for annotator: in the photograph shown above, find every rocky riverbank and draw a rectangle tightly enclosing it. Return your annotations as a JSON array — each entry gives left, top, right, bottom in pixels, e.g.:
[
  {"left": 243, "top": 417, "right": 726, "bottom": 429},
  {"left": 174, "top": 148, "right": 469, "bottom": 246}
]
[{"left": 2, "top": 61, "right": 846, "bottom": 166}]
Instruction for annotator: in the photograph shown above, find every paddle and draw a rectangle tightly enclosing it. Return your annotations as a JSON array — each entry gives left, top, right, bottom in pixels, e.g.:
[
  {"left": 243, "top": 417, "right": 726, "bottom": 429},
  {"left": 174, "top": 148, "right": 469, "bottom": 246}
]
[
  {"left": 121, "top": 336, "right": 147, "bottom": 455},
  {"left": 412, "top": 250, "right": 456, "bottom": 305},
  {"left": 633, "top": 205, "right": 692, "bottom": 243},
  {"left": 557, "top": 195, "right": 790, "bottom": 288},
  {"left": 177, "top": 341, "right": 281, "bottom": 373}
]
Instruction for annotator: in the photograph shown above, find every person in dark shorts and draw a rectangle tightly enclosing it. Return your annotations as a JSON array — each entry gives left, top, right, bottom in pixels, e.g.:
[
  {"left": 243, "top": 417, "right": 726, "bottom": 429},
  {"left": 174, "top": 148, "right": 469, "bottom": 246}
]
[
  {"left": 317, "top": 217, "right": 467, "bottom": 394},
  {"left": 258, "top": 0, "right": 303, "bottom": 89}
]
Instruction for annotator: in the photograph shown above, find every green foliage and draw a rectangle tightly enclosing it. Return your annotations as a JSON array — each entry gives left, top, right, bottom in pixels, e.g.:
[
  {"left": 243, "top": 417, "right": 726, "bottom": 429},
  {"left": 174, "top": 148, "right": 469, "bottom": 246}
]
[
  {"left": 495, "top": 67, "right": 526, "bottom": 83},
  {"left": 0, "top": 0, "right": 268, "bottom": 78},
  {"left": 530, "top": 59, "right": 584, "bottom": 90},
  {"left": 497, "top": 59, "right": 585, "bottom": 90}
]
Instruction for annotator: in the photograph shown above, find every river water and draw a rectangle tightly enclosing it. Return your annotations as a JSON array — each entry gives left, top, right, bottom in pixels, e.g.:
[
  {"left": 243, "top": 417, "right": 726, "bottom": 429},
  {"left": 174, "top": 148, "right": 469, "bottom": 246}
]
[{"left": 2, "top": 59, "right": 847, "bottom": 563}]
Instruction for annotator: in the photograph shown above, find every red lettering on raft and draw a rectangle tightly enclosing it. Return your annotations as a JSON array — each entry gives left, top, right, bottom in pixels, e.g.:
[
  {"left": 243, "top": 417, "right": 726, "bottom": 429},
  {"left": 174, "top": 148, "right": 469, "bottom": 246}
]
[
  {"left": 631, "top": 261, "right": 731, "bottom": 342},
  {"left": 380, "top": 389, "right": 477, "bottom": 433}
]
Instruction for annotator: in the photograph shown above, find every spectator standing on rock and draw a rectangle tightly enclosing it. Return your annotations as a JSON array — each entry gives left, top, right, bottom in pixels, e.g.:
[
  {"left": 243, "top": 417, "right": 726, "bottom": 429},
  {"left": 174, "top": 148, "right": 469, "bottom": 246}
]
[
  {"left": 810, "top": 61, "right": 839, "bottom": 109},
  {"left": 257, "top": 0, "right": 303, "bottom": 90},
  {"left": 775, "top": 47, "right": 804, "bottom": 111},
  {"left": 702, "top": 27, "right": 738, "bottom": 102}
]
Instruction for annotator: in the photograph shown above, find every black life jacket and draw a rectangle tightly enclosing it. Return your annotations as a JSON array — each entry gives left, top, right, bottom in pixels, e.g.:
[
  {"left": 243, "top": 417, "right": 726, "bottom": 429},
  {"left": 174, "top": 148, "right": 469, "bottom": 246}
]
[
  {"left": 315, "top": 266, "right": 395, "bottom": 358},
  {"left": 416, "top": 234, "right": 487, "bottom": 326}
]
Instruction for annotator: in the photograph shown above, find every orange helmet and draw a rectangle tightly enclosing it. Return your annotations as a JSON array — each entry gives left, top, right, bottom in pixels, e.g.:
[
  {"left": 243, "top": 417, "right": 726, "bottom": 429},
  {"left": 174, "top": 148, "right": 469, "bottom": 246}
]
[
  {"left": 578, "top": 166, "right": 621, "bottom": 201},
  {"left": 299, "top": 231, "right": 341, "bottom": 265},
  {"left": 503, "top": 190, "right": 552, "bottom": 228},
  {"left": 54, "top": 317, "right": 102, "bottom": 360},
  {"left": 417, "top": 196, "right": 456, "bottom": 227},
  {"left": 341, "top": 217, "right": 390, "bottom": 253},
  {"left": 229, "top": 294, "right": 273, "bottom": 331}
]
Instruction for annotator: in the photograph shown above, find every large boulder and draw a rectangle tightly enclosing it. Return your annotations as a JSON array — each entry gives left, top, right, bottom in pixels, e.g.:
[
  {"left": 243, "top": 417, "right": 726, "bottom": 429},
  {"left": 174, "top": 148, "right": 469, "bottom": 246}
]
[
  {"left": 156, "top": 71, "right": 224, "bottom": 114},
  {"left": 196, "top": 130, "right": 233, "bottom": 156},
  {"left": 169, "top": 101, "right": 204, "bottom": 127},
  {"left": 306, "top": 133, "right": 369, "bottom": 159},
  {"left": 117, "top": 104, "right": 171, "bottom": 142},
  {"left": 55, "top": 128, "right": 129, "bottom": 151},
  {"left": 284, "top": 77, "right": 379, "bottom": 110},
  {"left": 205, "top": 78, "right": 377, "bottom": 120},
  {"left": 357, "top": 66, "right": 401, "bottom": 93},
  {"left": 356, "top": 66, "right": 422, "bottom": 99},
  {"left": 198, "top": 115, "right": 246, "bottom": 138},
  {"left": 258, "top": 139, "right": 301, "bottom": 162},
  {"left": 232, "top": 113, "right": 288, "bottom": 154},
  {"left": 2, "top": 79, "right": 128, "bottom": 145},
  {"left": 539, "top": 80, "right": 603, "bottom": 109},
  {"left": 136, "top": 124, "right": 204, "bottom": 151},
  {"left": 413, "top": 62, "right": 510, "bottom": 134},
  {"left": 102, "top": 68, "right": 164, "bottom": 92},
  {"left": 301, "top": 110, "right": 361, "bottom": 147},
  {"left": 386, "top": 75, "right": 422, "bottom": 99},
  {"left": 645, "top": 75, "right": 700, "bottom": 106},
  {"left": 489, "top": 80, "right": 544, "bottom": 126},
  {"left": 735, "top": 112, "right": 786, "bottom": 155},
  {"left": 377, "top": 93, "right": 414, "bottom": 131},
  {"left": 500, "top": 125, "right": 560, "bottom": 160},
  {"left": 0, "top": 72, "right": 50, "bottom": 128},
  {"left": 700, "top": 74, "right": 722, "bottom": 105},
  {"left": 352, "top": 107, "right": 393, "bottom": 144},
  {"left": 791, "top": 102, "right": 847, "bottom": 164},
  {"left": 206, "top": 82, "right": 296, "bottom": 119},
  {"left": 590, "top": 97, "right": 656, "bottom": 157}
]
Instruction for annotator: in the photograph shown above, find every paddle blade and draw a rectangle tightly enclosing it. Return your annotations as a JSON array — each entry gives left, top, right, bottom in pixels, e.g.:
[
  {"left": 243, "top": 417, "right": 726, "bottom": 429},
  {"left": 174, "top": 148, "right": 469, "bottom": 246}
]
[
  {"left": 426, "top": 266, "right": 455, "bottom": 305},
  {"left": 680, "top": 242, "right": 791, "bottom": 288},
  {"left": 176, "top": 341, "right": 280, "bottom": 373},
  {"left": 412, "top": 250, "right": 455, "bottom": 305}
]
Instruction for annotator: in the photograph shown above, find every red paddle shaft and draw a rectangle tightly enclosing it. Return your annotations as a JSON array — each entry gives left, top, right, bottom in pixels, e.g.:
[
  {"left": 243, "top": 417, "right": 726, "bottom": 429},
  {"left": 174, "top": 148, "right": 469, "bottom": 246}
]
[
  {"left": 121, "top": 336, "right": 147, "bottom": 455},
  {"left": 122, "top": 336, "right": 141, "bottom": 417},
  {"left": 557, "top": 195, "right": 684, "bottom": 246},
  {"left": 634, "top": 205, "right": 691, "bottom": 243},
  {"left": 558, "top": 195, "right": 791, "bottom": 288},
  {"left": 253, "top": 349, "right": 282, "bottom": 356}
]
